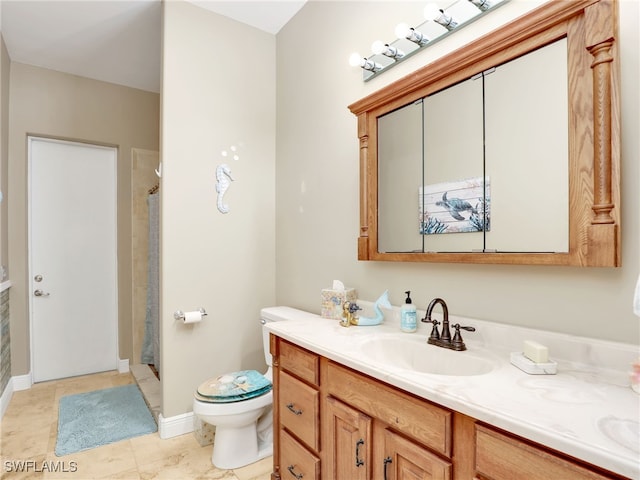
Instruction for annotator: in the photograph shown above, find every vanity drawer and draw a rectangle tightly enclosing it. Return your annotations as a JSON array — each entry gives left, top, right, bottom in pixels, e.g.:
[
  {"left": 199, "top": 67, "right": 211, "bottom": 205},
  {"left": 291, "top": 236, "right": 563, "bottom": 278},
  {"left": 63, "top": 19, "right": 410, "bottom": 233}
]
[
  {"left": 475, "top": 424, "right": 621, "bottom": 480},
  {"left": 326, "top": 361, "right": 452, "bottom": 457},
  {"left": 279, "top": 339, "right": 319, "bottom": 385},
  {"left": 280, "top": 428, "right": 320, "bottom": 480},
  {"left": 279, "top": 370, "right": 320, "bottom": 451}
]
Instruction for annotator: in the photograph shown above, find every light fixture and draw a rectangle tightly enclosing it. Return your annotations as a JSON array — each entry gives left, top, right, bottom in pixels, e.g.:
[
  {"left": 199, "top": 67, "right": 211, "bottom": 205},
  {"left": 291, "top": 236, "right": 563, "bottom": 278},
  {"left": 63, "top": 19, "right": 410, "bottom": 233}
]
[
  {"left": 349, "top": 52, "right": 382, "bottom": 72},
  {"left": 469, "top": 0, "right": 492, "bottom": 11},
  {"left": 371, "top": 40, "right": 405, "bottom": 60},
  {"left": 349, "top": 0, "right": 508, "bottom": 80},
  {"left": 424, "top": 4, "right": 458, "bottom": 31},
  {"left": 394, "top": 22, "right": 429, "bottom": 46}
]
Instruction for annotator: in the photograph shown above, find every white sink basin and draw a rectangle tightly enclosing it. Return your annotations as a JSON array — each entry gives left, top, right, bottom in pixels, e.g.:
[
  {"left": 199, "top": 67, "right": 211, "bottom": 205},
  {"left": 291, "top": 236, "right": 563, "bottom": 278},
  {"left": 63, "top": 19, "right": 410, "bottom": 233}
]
[{"left": 357, "top": 335, "right": 496, "bottom": 376}]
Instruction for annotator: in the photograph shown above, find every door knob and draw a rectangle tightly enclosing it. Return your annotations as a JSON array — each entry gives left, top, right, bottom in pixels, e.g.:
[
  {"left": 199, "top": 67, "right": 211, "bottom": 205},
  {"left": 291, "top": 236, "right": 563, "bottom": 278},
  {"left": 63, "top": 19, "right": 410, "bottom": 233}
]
[{"left": 34, "top": 289, "right": 50, "bottom": 297}]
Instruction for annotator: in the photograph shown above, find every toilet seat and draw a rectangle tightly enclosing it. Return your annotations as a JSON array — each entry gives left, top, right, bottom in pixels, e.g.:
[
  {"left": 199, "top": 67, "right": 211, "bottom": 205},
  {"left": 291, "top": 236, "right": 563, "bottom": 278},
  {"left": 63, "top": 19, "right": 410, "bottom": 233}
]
[{"left": 196, "top": 370, "right": 272, "bottom": 403}]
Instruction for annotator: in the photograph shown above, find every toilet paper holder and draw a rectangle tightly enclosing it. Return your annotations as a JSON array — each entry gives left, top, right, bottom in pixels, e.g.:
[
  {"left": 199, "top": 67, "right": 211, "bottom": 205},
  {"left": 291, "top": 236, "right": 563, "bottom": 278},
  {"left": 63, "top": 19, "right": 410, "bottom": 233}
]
[{"left": 174, "top": 307, "right": 208, "bottom": 321}]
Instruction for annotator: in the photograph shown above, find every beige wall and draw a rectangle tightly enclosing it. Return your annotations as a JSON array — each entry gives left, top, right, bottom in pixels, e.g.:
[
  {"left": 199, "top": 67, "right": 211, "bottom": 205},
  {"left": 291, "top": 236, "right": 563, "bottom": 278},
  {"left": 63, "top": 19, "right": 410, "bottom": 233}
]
[
  {"left": 8, "top": 63, "right": 159, "bottom": 375},
  {"left": 275, "top": 1, "right": 640, "bottom": 344},
  {"left": 161, "top": 1, "right": 276, "bottom": 417},
  {"left": 1, "top": 36, "right": 8, "bottom": 275}
]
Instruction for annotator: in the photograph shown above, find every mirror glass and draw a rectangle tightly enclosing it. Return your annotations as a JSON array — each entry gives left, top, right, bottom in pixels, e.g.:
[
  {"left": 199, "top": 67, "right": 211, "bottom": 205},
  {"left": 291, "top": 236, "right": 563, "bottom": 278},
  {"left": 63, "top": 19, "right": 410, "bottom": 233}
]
[{"left": 377, "top": 38, "right": 568, "bottom": 254}]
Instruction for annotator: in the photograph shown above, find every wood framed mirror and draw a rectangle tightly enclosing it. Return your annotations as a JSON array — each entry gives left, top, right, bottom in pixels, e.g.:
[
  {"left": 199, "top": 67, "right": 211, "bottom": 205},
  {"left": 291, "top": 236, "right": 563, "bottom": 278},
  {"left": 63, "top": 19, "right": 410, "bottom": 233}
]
[{"left": 348, "top": 0, "right": 620, "bottom": 267}]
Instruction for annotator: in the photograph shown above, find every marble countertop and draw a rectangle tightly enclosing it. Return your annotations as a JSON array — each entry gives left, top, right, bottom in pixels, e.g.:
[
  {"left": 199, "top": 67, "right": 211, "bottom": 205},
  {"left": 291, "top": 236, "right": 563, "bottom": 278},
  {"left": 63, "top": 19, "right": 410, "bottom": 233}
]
[
  {"left": 0, "top": 280, "right": 11, "bottom": 293},
  {"left": 264, "top": 305, "right": 640, "bottom": 479}
]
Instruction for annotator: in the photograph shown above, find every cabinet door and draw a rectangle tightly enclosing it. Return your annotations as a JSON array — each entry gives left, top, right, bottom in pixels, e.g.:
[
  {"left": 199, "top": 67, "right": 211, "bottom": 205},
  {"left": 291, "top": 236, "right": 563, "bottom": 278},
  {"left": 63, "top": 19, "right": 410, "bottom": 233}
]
[
  {"left": 323, "top": 396, "right": 372, "bottom": 480},
  {"left": 381, "top": 428, "right": 452, "bottom": 480}
]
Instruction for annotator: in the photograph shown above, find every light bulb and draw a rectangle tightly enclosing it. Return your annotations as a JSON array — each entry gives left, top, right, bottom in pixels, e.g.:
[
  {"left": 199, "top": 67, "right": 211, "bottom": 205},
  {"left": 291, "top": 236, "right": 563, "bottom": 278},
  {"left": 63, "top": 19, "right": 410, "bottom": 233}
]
[
  {"left": 349, "top": 52, "right": 364, "bottom": 67},
  {"left": 348, "top": 52, "right": 381, "bottom": 72},
  {"left": 395, "top": 22, "right": 411, "bottom": 40},
  {"left": 396, "top": 24, "right": 428, "bottom": 46},
  {"left": 371, "top": 40, "right": 386, "bottom": 55},
  {"left": 423, "top": 3, "right": 441, "bottom": 21},
  {"left": 372, "top": 41, "right": 405, "bottom": 59}
]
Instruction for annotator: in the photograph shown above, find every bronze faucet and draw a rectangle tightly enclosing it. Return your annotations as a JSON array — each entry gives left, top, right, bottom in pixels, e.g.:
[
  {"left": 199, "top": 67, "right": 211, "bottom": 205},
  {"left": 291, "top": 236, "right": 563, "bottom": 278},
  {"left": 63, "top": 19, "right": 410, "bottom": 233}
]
[{"left": 421, "top": 298, "right": 475, "bottom": 351}]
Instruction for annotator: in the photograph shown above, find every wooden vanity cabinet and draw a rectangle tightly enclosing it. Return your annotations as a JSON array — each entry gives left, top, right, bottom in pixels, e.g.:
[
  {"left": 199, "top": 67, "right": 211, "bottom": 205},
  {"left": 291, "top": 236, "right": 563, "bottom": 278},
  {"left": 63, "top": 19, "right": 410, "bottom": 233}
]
[
  {"left": 271, "top": 336, "right": 629, "bottom": 480},
  {"left": 324, "top": 361, "right": 454, "bottom": 480},
  {"left": 271, "top": 336, "right": 457, "bottom": 480},
  {"left": 273, "top": 338, "right": 321, "bottom": 480},
  {"left": 474, "top": 424, "right": 627, "bottom": 480}
]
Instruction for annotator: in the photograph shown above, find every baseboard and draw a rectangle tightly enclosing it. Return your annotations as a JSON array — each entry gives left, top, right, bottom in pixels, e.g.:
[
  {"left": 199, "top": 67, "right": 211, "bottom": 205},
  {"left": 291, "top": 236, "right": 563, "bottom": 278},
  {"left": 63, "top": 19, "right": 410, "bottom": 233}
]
[
  {"left": 12, "top": 372, "right": 33, "bottom": 391},
  {"left": 1, "top": 372, "right": 32, "bottom": 420},
  {"left": 0, "top": 379, "right": 13, "bottom": 419},
  {"left": 118, "top": 358, "right": 129, "bottom": 373},
  {"left": 158, "top": 411, "right": 195, "bottom": 439}
]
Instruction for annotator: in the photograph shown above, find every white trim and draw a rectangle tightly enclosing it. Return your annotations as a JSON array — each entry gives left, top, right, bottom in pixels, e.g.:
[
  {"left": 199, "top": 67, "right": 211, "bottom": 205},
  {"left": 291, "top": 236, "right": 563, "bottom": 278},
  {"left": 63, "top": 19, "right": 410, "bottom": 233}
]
[
  {"left": 0, "top": 378, "right": 13, "bottom": 419},
  {"left": 158, "top": 412, "right": 195, "bottom": 439},
  {"left": 11, "top": 372, "right": 32, "bottom": 391},
  {"left": 1, "top": 373, "right": 33, "bottom": 420},
  {"left": 118, "top": 358, "right": 129, "bottom": 373}
]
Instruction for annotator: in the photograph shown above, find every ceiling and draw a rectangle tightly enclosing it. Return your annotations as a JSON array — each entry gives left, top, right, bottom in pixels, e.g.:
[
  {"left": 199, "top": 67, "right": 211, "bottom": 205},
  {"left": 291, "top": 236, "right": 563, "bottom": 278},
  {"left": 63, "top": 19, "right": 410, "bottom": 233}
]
[{"left": 0, "top": 0, "right": 306, "bottom": 93}]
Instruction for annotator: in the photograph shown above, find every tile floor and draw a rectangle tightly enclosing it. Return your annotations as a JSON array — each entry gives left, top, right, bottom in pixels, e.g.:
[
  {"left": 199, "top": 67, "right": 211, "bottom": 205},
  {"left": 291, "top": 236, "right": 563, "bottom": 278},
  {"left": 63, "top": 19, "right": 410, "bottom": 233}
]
[
  {"left": 0, "top": 370, "right": 273, "bottom": 479},
  {"left": 129, "top": 365, "right": 161, "bottom": 422}
]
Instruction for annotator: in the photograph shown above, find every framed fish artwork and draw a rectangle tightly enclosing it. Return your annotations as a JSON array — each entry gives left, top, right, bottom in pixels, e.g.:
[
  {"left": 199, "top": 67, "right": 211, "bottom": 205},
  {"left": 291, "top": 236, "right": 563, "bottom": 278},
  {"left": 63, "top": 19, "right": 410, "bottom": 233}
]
[{"left": 419, "top": 176, "right": 490, "bottom": 234}]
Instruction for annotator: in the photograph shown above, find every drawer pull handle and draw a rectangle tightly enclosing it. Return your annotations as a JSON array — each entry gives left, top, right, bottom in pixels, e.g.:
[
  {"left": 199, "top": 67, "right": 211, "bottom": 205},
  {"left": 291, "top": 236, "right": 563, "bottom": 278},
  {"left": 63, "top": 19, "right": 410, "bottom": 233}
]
[
  {"left": 286, "top": 403, "right": 303, "bottom": 415},
  {"left": 355, "top": 438, "right": 365, "bottom": 467},
  {"left": 287, "top": 465, "right": 304, "bottom": 479},
  {"left": 383, "top": 456, "right": 393, "bottom": 480}
]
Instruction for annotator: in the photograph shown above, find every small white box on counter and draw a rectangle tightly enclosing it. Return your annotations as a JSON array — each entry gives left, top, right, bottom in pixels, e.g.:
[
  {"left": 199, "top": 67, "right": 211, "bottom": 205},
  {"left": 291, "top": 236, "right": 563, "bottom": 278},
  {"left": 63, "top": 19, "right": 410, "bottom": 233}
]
[{"left": 523, "top": 340, "right": 549, "bottom": 363}]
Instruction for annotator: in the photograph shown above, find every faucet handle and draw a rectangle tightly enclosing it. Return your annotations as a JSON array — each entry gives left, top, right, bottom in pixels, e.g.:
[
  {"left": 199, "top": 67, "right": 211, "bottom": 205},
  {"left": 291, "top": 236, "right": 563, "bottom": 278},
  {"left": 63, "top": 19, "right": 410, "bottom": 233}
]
[
  {"left": 453, "top": 324, "right": 476, "bottom": 332},
  {"left": 422, "top": 317, "right": 441, "bottom": 341},
  {"left": 451, "top": 324, "right": 475, "bottom": 351}
]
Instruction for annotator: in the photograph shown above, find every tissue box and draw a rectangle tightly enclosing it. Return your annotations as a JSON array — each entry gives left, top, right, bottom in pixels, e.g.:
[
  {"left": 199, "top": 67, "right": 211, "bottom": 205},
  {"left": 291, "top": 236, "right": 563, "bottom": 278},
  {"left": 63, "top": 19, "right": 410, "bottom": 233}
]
[{"left": 321, "top": 288, "right": 357, "bottom": 319}]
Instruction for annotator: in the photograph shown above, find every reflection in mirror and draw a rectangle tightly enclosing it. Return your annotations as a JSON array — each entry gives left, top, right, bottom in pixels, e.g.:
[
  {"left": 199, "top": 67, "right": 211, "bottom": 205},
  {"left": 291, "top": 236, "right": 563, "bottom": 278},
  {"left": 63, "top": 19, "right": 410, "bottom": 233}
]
[
  {"left": 377, "top": 38, "right": 569, "bottom": 254},
  {"left": 378, "top": 101, "right": 422, "bottom": 253},
  {"left": 484, "top": 38, "right": 568, "bottom": 252},
  {"left": 423, "top": 75, "right": 484, "bottom": 253}
]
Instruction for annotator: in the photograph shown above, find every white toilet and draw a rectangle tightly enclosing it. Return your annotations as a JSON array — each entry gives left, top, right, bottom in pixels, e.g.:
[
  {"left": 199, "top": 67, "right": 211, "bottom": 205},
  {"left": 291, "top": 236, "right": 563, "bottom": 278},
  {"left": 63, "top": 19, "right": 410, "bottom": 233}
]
[{"left": 192, "top": 306, "right": 303, "bottom": 469}]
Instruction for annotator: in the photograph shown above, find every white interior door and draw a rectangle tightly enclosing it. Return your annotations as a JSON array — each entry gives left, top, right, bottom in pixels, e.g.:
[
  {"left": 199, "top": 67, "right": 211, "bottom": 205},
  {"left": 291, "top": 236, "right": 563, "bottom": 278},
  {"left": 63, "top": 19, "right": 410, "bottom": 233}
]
[{"left": 29, "top": 137, "right": 118, "bottom": 383}]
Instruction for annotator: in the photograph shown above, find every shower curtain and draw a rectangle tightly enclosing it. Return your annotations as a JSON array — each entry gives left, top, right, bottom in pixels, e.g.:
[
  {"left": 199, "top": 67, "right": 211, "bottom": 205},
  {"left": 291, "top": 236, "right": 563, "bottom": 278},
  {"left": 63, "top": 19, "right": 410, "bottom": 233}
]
[{"left": 141, "top": 192, "right": 160, "bottom": 372}]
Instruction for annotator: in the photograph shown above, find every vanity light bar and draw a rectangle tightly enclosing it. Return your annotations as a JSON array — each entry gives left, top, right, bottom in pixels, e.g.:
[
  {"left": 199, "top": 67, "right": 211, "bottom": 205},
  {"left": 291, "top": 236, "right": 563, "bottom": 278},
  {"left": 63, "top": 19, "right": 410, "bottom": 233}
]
[
  {"left": 372, "top": 40, "right": 406, "bottom": 59},
  {"left": 348, "top": 52, "right": 382, "bottom": 72},
  {"left": 469, "top": 0, "right": 493, "bottom": 12},
  {"left": 349, "top": 0, "right": 509, "bottom": 80},
  {"left": 394, "top": 23, "right": 430, "bottom": 46}
]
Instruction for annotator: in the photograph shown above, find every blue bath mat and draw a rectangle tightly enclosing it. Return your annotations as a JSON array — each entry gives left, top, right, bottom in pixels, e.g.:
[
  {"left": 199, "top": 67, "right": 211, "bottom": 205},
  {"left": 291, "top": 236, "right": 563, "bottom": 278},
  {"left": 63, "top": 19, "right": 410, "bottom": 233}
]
[{"left": 55, "top": 384, "right": 157, "bottom": 456}]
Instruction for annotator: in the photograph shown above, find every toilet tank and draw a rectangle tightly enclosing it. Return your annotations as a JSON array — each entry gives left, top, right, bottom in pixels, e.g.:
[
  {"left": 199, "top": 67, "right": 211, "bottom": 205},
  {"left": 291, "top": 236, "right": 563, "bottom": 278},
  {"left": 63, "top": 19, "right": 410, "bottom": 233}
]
[{"left": 260, "top": 306, "right": 318, "bottom": 368}]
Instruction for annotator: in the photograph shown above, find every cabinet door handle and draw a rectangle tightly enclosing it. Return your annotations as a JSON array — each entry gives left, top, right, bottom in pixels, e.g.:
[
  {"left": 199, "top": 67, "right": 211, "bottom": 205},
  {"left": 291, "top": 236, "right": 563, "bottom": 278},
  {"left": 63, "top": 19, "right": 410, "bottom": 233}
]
[
  {"left": 355, "top": 438, "right": 365, "bottom": 467},
  {"left": 286, "top": 403, "right": 303, "bottom": 415},
  {"left": 383, "top": 456, "right": 393, "bottom": 480},
  {"left": 287, "top": 465, "right": 304, "bottom": 479}
]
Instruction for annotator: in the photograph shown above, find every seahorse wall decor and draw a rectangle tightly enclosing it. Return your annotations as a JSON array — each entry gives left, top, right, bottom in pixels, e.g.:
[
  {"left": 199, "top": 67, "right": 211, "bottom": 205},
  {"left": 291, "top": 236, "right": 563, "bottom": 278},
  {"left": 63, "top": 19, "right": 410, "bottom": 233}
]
[
  {"left": 215, "top": 163, "right": 234, "bottom": 214},
  {"left": 354, "top": 290, "right": 391, "bottom": 326}
]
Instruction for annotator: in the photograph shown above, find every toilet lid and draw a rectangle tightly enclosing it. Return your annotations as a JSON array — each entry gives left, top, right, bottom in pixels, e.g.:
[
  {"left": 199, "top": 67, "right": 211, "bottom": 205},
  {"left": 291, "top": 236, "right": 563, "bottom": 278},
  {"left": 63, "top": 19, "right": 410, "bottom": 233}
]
[{"left": 196, "top": 370, "right": 272, "bottom": 403}]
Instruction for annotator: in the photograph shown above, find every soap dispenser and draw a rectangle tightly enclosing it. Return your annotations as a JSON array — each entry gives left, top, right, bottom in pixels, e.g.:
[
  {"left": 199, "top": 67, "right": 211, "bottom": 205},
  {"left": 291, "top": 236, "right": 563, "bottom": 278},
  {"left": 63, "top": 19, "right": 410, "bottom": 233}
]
[{"left": 400, "top": 291, "right": 417, "bottom": 333}]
